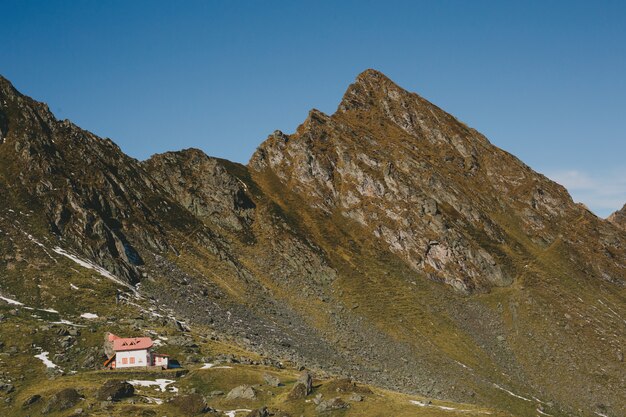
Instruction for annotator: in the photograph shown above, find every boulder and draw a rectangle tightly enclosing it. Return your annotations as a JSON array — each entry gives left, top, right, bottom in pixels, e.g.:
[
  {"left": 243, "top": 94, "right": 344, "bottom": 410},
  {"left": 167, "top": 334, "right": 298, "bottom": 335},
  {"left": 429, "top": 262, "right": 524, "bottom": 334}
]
[
  {"left": 287, "top": 383, "right": 308, "bottom": 400},
  {"left": 225, "top": 385, "right": 256, "bottom": 401},
  {"left": 103, "top": 332, "right": 115, "bottom": 357},
  {"left": 42, "top": 388, "right": 82, "bottom": 414},
  {"left": 288, "top": 370, "right": 313, "bottom": 400},
  {"left": 170, "top": 393, "right": 209, "bottom": 415},
  {"left": 22, "top": 394, "right": 42, "bottom": 407},
  {"left": 263, "top": 373, "right": 281, "bottom": 387},
  {"left": 298, "top": 370, "right": 313, "bottom": 392},
  {"left": 0, "top": 383, "right": 14, "bottom": 393},
  {"left": 246, "top": 407, "right": 269, "bottom": 417},
  {"left": 325, "top": 378, "right": 372, "bottom": 394},
  {"left": 95, "top": 380, "right": 134, "bottom": 401},
  {"left": 348, "top": 393, "right": 363, "bottom": 402},
  {"left": 315, "top": 397, "right": 348, "bottom": 413}
]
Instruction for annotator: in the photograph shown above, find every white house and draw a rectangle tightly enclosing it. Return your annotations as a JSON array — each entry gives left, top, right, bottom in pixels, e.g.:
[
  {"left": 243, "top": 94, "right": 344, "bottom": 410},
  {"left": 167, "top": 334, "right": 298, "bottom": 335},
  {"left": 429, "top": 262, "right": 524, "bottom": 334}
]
[{"left": 104, "top": 333, "right": 169, "bottom": 369}]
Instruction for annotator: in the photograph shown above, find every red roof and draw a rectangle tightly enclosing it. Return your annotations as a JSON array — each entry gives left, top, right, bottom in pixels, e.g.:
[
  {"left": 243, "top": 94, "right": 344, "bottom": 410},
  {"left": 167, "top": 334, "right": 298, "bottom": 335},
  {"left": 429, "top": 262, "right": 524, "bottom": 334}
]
[{"left": 113, "top": 337, "right": 153, "bottom": 351}]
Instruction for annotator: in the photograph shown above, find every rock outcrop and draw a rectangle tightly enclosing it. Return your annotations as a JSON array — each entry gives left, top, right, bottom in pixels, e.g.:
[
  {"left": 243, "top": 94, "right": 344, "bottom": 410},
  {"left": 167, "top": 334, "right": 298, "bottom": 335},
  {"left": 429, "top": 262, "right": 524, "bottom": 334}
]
[{"left": 608, "top": 203, "right": 626, "bottom": 231}]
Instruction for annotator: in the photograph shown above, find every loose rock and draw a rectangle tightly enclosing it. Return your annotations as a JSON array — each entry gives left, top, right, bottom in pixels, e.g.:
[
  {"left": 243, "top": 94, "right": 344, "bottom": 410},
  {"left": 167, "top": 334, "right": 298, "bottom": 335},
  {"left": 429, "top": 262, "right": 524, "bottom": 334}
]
[
  {"left": 315, "top": 397, "right": 348, "bottom": 412},
  {"left": 225, "top": 385, "right": 256, "bottom": 401},
  {"left": 95, "top": 380, "right": 134, "bottom": 401},
  {"left": 42, "top": 388, "right": 82, "bottom": 414}
]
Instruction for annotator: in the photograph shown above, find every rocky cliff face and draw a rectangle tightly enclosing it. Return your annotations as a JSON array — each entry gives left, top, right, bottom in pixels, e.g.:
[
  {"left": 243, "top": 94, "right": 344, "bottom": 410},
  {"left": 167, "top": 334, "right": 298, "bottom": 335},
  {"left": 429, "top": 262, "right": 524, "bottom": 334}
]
[
  {"left": 143, "top": 150, "right": 255, "bottom": 233},
  {"left": 608, "top": 203, "right": 626, "bottom": 231},
  {"left": 0, "top": 75, "right": 176, "bottom": 284},
  {"left": 250, "top": 69, "right": 624, "bottom": 292},
  {"left": 1, "top": 71, "right": 625, "bottom": 417}
]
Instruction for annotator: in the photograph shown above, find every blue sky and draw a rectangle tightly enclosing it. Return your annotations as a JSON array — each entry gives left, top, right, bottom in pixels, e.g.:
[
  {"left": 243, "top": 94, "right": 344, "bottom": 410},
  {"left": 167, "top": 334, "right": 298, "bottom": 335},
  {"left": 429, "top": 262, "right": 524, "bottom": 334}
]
[{"left": 1, "top": 1, "right": 625, "bottom": 216}]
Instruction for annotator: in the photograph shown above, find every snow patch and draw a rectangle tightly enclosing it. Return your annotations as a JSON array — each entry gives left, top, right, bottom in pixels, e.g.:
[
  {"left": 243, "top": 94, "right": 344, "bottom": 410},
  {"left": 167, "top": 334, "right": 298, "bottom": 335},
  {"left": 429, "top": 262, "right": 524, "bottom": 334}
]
[
  {"left": 143, "top": 396, "right": 163, "bottom": 405},
  {"left": 409, "top": 400, "right": 491, "bottom": 414},
  {"left": 224, "top": 410, "right": 252, "bottom": 417},
  {"left": 25, "top": 233, "right": 57, "bottom": 263},
  {"left": 200, "top": 363, "right": 214, "bottom": 369},
  {"left": 410, "top": 400, "right": 458, "bottom": 411},
  {"left": 0, "top": 294, "right": 24, "bottom": 306},
  {"left": 51, "top": 319, "right": 85, "bottom": 327},
  {"left": 51, "top": 246, "right": 133, "bottom": 290},
  {"left": 34, "top": 351, "right": 58, "bottom": 369},
  {"left": 493, "top": 384, "right": 532, "bottom": 402},
  {"left": 80, "top": 313, "right": 98, "bottom": 319},
  {"left": 70, "top": 284, "right": 79, "bottom": 290},
  {"left": 127, "top": 379, "right": 177, "bottom": 392}
]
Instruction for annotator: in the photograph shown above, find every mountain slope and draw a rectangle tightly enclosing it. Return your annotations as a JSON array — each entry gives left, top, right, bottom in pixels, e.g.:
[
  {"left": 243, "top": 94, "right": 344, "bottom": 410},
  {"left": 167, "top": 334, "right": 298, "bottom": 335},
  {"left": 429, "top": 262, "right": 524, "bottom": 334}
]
[{"left": 0, "top": 71, "right": 625, "bottom": 417}]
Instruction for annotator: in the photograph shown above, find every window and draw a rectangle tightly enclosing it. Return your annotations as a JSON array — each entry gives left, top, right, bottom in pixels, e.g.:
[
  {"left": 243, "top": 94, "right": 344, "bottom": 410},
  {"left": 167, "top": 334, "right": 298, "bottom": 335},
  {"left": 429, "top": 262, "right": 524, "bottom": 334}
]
[
  {"left": 129, "top": 357, "right": 135, "bottom": 364},
  {"left": 122, "top": 357, "right": 128, "bottom": 364}
]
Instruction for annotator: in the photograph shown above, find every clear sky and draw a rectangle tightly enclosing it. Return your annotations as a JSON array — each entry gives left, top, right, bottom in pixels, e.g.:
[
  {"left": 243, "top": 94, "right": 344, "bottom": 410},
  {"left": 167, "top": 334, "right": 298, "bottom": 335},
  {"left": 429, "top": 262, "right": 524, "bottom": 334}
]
[{"left": 1, "top": 1, "right": 625, "bottom": 216}]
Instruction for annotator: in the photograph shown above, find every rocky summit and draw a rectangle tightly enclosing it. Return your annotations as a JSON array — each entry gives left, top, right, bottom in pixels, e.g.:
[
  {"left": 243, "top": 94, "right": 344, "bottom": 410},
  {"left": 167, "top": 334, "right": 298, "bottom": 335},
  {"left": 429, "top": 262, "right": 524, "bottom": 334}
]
[{"left": 0, "top": 70, "right": 624, "bottom": 417}]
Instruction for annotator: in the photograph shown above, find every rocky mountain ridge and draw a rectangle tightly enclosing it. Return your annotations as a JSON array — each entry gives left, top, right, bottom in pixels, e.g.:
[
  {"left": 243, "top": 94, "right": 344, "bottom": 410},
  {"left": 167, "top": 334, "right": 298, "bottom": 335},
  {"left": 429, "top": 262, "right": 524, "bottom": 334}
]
[{"left": 1, "top": 71, "right": 625, "bottom": 417}]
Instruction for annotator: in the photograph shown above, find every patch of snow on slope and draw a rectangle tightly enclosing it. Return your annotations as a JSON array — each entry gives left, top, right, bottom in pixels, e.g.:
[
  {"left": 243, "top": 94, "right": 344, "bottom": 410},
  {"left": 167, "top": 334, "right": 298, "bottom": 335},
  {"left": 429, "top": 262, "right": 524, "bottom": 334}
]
[
  {"left": 224, "top": 410, "right": 252, "bottom": 417},
  {"left": 70, "top": 283, "right": 79, "bottom": 290},
  {"left": 51, "top": 319, "right": 85, "bottom": 327},
  {"left": 493, "top": 384, "right": 532, "bottom": 401},
  {"left": 51, "top": 246, "right": 133, "bottom": 290},
  {"left": 0, "top": 294, "right": 24, "bottom": 306},
  {"left": 127, "top": 379, "right": 177, "bottom": 392},
  {"left": 143, "top": 396, "right": 163, "bottom": 405},
  {"left": 34, "top": 351, "right": 58, "bottom": 369},
  {"left": 409, "top": 400, "right": 491, "bottom": 414},
  {"left": 24, "top": 232, "right": 57, "bottom": 263},
  {"left": 201, "top": 363, "right": 232, "bottom": 369},
  {"left": 80, "top": 313, "right": 98, "bottom": 319}
]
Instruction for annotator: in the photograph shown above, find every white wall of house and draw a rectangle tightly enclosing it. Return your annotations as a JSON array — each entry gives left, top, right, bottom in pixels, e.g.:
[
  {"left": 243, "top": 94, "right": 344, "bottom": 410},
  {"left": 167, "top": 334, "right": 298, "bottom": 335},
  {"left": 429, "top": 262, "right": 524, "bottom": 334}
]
[
  {"left": 115, "top": 349, "right": 150, "bottom": 368},
  {"left": 154, "top": 355, "right": 168, "bottom": 368}
]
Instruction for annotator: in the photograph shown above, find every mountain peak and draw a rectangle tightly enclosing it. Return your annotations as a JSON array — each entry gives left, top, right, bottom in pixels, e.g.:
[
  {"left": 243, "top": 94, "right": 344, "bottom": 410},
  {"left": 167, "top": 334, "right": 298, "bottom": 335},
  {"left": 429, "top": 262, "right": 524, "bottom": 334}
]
[
  {"left": 0, "top": 74, "right": 19, "bottom": 100},
  {"left": 355, "top": 68, "right": 392, "bottom": 83},
  {"left": 337, "top": 69, "right": 405, "bottom": 113}
]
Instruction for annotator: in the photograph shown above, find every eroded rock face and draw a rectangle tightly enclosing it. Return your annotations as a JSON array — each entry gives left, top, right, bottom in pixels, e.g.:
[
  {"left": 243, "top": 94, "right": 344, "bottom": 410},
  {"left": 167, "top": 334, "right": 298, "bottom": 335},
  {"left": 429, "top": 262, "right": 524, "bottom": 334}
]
[
  {"left": 0, "top": 76, "right": 176, "bottom": 284},
  {"left": 608, "top": 204, "right": 626, "bottom": 231},
  {"left": 143, "top": 149, "right": 255, "bottom": 233},
  {"left": 250, "top": 69, "right": 625, "bottom": 292}
]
